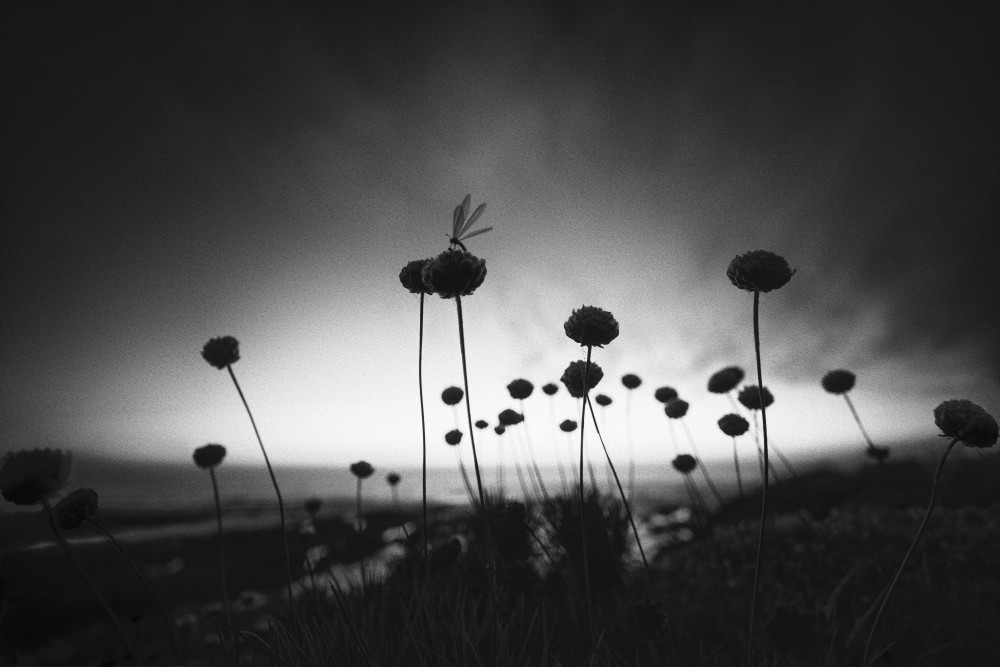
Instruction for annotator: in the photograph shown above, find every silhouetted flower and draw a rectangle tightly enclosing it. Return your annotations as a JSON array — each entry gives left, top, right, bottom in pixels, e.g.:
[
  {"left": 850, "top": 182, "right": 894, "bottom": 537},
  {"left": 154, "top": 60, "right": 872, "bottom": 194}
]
[
  {"left": 654, "top": 386, "right": 678, "bottom": 404},
  {"left": 629, "top": 598, "right": 669, "bottom": 639},
  {"left": 304, "top": 497, "right": 322, "bottom": 515},
  {"left": 738, "top": 385, "right": 774, "bottom": 411},
  {"left": 421, "top": 248, "right": 487, "bottom": 299},
  {"left": 708, "top": 366, "right": 745, "bottom": 394},
  {"left": 0, "top": 449, "right": 72, "bottom": 506},
  {"left": 54, "top": 488, "right": 99, "bottom": 530},
  {"left": 542, "top": 383, "right": 559, "bottom": 396},
  {"left": 664, "top": 398, "right": 689, "bottom": 419},
  {"left": 193, "top": 444, "right": 226, "bottom": 469},
  {"left": 718, "top": 413, "right": 750, "bottom": 437},
  {"left": 559, "top": 419, "right": 578, "bottom": 433},
  {"left": 350, "top": 461, "right": 375, "bottom": 479},
  {"left": 621, "top": 373, "right": 642, "bottom": 390},
  {"left": 494, "top": 425, "right": 506, "bottom": 436},
  {"left": 866, "top": 446, "right": 890, "bottom": 463},
  {"left": 564, "top": 305, "right": 619, "bottom": 348},
  {"left": 201, "top": 336, "right": 240, "bottom": 369},
  {"left": 726, "top": 250, "right": 795, "bottom": 293},
  {"left": 672, "top": 454, "right": 697, "bottom": 474},
  {"left": 399, "top": 258, "right": 434, "bottom": 294},
  {"left": 560, "top": 360, "right": 604, "bottom": 397},
  {"left": 933, "top": 400, "right": 999, "bottom": 447},
  {"left": 507, "top": 379, "right": 534, "bottom": 400},
  {"left": 441, "top": 386, "right": 464, "bottom": 406},
  {"left": 386, "top": 472, "right": 401, "bottom": 487},
  {"left": 498, "top": 409, "right": 524, "bottom": 426},
  {"left": 445, "top": 429, "right": 463, "bottom": 446},
  {"left": 475, "top": 419, "right": 489, "bottom": 429},
  {"left": 821, "top": 370, "right": 856, "bottom": 395},
  {"left": 595, "top": 394, "right": 612, "bottom": 407}
]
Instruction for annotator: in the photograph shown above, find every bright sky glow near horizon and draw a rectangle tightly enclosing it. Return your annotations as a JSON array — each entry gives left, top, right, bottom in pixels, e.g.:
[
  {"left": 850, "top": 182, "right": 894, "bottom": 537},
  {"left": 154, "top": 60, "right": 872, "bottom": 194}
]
[{"left": 3, "top": 2, "right": 998, "bottom": 471}]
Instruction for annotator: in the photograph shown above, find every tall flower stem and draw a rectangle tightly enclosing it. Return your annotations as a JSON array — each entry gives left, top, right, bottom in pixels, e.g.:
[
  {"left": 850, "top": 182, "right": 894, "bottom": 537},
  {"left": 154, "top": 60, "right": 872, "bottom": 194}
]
[
  {"left": 578, "top": 346, "right": 596, "bottom": 648},
  {"left": 586, "top": 395, "right": 655, "bottom": 589},
  {"left": 844, "top": 393, "right": 876, "bottom": 451},
  {"left": 225, "top": 365, "right": 295, "bottom": 622},
  {"left": 732, "top": 437, "right": 745, "bottom": 501},
  {"left": 519, "top": 403, "right": 550, "bottom": 501},
  {"left": 355, "top": 478, "right": 368, "bottom": 596},
  {"left": 43, "top": 500, "right": 139, "bottom": 665},
  {"left": 417, "top": 293, "right": 430, "bottom": 577},
  {"left": 681, "top": 420, "right": 726, "bottom": 509},
  {"left": 85, "top": 518, "right": 186, "bottom": 664},
  {"left": 206, "top": 468, "right": 233, "bottom": 631},
  {"left": 746, "top": 289, "right": 770, "bottom": 666},
  {"left": 625, "top": 391, "right": 636, "bottom": 504},
  {"left": 454, "top": 295, "right": 499, "bottom": 611},
  {"left": 863, "top": 437, "right": 958, "bottom": 666},
  {"left": 549, "top": 396, "right": 570, "bottom": 494}
]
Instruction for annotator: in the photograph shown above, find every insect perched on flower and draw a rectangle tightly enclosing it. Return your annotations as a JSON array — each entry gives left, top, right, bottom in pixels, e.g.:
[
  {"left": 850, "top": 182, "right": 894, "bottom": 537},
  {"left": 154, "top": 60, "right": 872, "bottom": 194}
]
[{"left": 446, "top": 194, "right": 492, "bottom": 252}]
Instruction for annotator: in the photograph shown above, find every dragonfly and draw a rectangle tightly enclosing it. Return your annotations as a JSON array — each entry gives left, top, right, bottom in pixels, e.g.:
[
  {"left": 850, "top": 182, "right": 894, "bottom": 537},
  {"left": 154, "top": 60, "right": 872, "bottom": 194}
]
[{"left": 448, "top": 194, "right": 492, "bottom": 252}]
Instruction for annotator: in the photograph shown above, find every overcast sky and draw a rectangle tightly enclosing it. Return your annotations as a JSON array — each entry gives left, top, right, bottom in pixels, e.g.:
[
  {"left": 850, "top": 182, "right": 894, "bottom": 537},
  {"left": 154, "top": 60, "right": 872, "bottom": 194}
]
[{"left": 3, "top": 1, "right": 998, "bottom": 470}]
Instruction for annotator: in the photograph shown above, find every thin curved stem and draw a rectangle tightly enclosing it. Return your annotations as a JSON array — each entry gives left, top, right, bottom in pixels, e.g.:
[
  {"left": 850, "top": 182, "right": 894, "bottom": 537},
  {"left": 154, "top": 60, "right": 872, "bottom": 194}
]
[
  {"left": 732, "top": 436, "right": 745, "bottom": 501},
  {"left": 389, "top": 487, "right": 411, "bottom": 541},
  {"left": 454, "top": 295, "right": 498, "bottom": 624},
  {"left": 681, "top": 419, "right": 725, "bottom": 509},
  {"left": 863, "top": 437, "right": 959, "bottom": 666},
  {"left": 747, "top": 289, "right": 767, "bottom": 667},
  {"left": 520, "top": 402, "right": 551, "bottom": 501},
  {"left": 578, "top": 346, "right": 596, "bottom": 648},
  {"left": 586, "top": 395, "right": 655, "bottom": 589},
  {"left": 356, "top": 478, "right": 367, "bottom": 596},
  {"left": 86, "top": 518, "right": 187, "bottom": 664},
  {"left": 418, "top": 292, "right": 429, "bottom": 578},
  {"left": 44, "top": 500, "right": 139, "bottom": 665},
  {"left": 208, "top": 468, "right": 232, "bottom": 630},
  {"left": 226, "top": 365, "right": 295, "bottom": 621},
  {"left": 625, "top": 390, "right": 636, "bottom": 505}
]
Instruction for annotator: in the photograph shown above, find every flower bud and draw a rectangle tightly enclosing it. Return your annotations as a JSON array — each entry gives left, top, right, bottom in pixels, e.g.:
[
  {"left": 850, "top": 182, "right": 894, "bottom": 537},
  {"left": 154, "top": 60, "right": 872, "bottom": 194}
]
[
  {"left": 193, "top": 443, "right": 226, "bottom": 469},
  {"left": 621, "top": 374, "right": 642, "bottom": 390},
  {"left": 441, "top": 386, "right": 464, "bottom": 406},
  {"left": 559, "top": 419, "right": 578, "bottom": 433},
  {"left": 718, "top": 413, "right": 750, "bottom": 437},
  {"left": 201, "top": 336, "right": 240, "bottom": 369},
  {"left": 726, "top": 250, "right": 795, "bottom": 293},
  {"left": 494, "top": 425, "right": 506, "bottom": 436},
  {"left": 821, "top": 370, "right": 856, "bottom": 395},
  {"left": 595, "top": 394, "right": 612, "bottom": 407},
  {"left": 474, "top": 419, "right": 489, "bottom": 429},
  {"left": 672, "top": 454, "right": 697, "bottom": 474},
  {"left": 933, "top": 400, "right": 999, "bottom": 447},
  {"left": 664, "top": 398, "right": 689, "bottom": 419},
  {"left": 386, "top": 472, "right": 401, "bottom": 487},
  {"left": 507, "top": 379, "right": 534, "bottom": 400},
  {"left": 654, "top": 386, "right": 678, "bottom": 404},
  {"left": 541, "top": 383, "right": 559, "bottom": 396},
  {"left": 738, "top": 385, "right": 774, "bottom": 411},
  {"left": 498, "top": 409, "right": 524, "bottom": 426},
  {"left": 707, "top": 366, "right": 744, "bottom": 394},
  {"left": 444, "top": 429, "right": 464, "bottom": 446},
  {"left": 350, "top": 461, "right": 375, "bottom": 479},
  {"left": 564, "top": 305, "right": 619, "bottom": 348}
]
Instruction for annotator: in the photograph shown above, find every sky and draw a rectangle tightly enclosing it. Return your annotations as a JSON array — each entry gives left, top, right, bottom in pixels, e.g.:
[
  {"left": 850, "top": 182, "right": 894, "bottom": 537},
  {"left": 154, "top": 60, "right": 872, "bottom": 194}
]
[{"left": 3, "top": 1, "right": 998, "bottom": 472}]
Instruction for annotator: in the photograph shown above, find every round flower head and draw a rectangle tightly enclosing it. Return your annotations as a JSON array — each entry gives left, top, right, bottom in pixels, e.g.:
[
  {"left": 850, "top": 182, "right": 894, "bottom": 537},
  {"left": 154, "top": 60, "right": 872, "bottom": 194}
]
[
  {"left": 304, "top": 497, "right": 322, "bottom": 515},
  {"left": 474, "top": 419, "right": 489, "bottom": 429},
  {"left": 664, "top": 398, "right": 689, "bottom": 419},
  {"left": 386, "top": 472, "right": 401, "bottom": 487},
  {"left": 738, "top": 385, "right": 774, "bottom": 411},
  {"left": 0, "top": 449, "right": 72, "bottom": 506},
  {"left": 621, "top": 373, "right": 642, "bottom": 390},
  {"left": 559, "top": 419, "right": 578, "bottom": 433},
  {"left": 507, "top": 379, "right": 534, "bottom": 400},
  {"left": 933, "top": 400, "right": 999, "bottom": 447},
  {"left": 494, "top": 425, "right": 506, "bottom": 436},
  {"left": 54, "top": 488, "right": 99, "bottom": 530},
  {"left": 441, "top": 386, "right": 464, "bottom": 406},
  {"left": 542, "top": 383, "right": 559, "bottom": 396},
  {"left": 444, "top": 429, "right": 464, "bottom": 446},
  {"left": 563, "top": 305, "right": 619, "bottom": 348},
  {"left": 672, "top": 454, "right": 697, "bottom": 475},
  {"left": 350, "top": 461, "right": 375, "bottom": 479},
  {"left": 498, "top": 409, "right": 524, "bottom": 426},
  {"left": 654, "top": 386, "right": 678, "bottom": 404},
  {"left": 421, "top": 248, "right": 487, "bottom": 299},
  {"left": 193, "top": 443, "right": 227, "bottom": 469},
  {"left": 201, "top": 336, "right": 240, "bottom": 369},
  {"left": 707, "top": 366, "right": 745, "bottom": 394},
  {"left": 718, "top": 413, "right": 750, "bottom": 437},
  {"left": 821, "top": 370, "right": 856, "bottom": 395},
  {"left": 560, "top": 360, "right": 604, "bottom": 398},
  {"left": 866, "top": 446, "right": 890, "bottom": 463},
  {"left": 595, "top": 394, "right": 612, "bottom": 407},
  {"left": 726, "top": 250, "right": 795, "bottom": 293},
  {"left": 399, "top": 258, "right": 434, "bottom": 294}
]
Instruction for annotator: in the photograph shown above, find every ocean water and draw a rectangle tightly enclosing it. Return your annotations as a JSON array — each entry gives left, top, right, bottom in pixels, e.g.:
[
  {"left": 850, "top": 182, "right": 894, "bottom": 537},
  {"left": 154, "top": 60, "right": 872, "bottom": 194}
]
[{"left": 58, "top": 455, "right": 753, "bottom": 513}]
